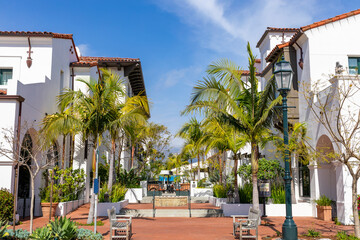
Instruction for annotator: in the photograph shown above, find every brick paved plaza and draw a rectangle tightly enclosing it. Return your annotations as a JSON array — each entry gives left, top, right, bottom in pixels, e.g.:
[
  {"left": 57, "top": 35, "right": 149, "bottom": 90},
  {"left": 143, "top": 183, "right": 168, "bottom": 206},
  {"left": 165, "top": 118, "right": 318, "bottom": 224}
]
[{"left": 15, "top": 203, "right": 354, "bottom": 240}]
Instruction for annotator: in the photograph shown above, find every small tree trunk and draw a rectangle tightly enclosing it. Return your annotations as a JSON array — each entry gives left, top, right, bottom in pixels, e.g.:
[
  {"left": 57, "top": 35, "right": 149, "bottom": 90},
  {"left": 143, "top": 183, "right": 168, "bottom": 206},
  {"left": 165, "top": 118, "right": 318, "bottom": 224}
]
[
  {"left": 233, "top": 154, "right": 240, "bottom": 203},
  {"left": 49, "top": 171, "right": 53, "bottom": 222},
  {"left": 352, "top": 177, "right": 360, "bottom": 237},
  {"left": 108, "top": 140, "right": 116, "bottom": 195},
  {"left": 13, "top": 164, "right": 18, "bottom": 232},
  {"left": 251, "top": 143, "right": 260, "bottom": 210},
  {"left": 29, "top": 177, "right": 35, "bottom": 234}
]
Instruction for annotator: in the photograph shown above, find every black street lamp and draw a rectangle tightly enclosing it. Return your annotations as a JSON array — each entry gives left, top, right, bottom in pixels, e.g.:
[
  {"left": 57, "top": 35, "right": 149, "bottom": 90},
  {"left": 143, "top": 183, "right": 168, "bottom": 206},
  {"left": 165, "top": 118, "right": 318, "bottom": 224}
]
[{"left": 274, "top": 56, "right": 298, "bottom": 240}]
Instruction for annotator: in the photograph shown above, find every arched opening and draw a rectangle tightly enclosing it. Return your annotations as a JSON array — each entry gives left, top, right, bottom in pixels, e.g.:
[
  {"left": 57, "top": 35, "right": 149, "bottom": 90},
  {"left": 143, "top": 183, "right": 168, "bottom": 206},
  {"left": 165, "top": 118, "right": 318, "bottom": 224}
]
[
  {"left": 316, "top": 134, "right": 335, "bottom": 162},
  {"left": 18, "top": 133, "right": 32, "bottom": 199}
]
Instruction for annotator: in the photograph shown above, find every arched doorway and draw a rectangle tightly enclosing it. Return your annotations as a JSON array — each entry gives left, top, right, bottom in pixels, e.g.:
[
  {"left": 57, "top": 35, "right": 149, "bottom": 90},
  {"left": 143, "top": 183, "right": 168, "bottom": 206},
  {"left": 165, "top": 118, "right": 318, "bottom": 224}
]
[
  {"left": 18, "top": 133, "right": 32, "bottom": 199},
  {"left": 316, "top": 135, "right": 335, "bottom": 162}
]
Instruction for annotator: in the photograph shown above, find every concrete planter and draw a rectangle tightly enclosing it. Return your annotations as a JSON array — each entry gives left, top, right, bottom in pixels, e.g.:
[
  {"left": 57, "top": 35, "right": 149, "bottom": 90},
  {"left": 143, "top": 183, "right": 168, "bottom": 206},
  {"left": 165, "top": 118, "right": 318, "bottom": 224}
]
[
  {"left": 209, "top": 196, "right": 228, "bottom": 207},
  {"left": 192, "top": 188, "right": 213, "bottom": 197},
  {"left": 97, "top": 199, "right": 129, "bottom": 217},
  {"left": 125, "top": 188, "right": 143, "bottom": 203},
  {"left": 56, "top": 199, "right": 85, "bottom": 217},
  {"left": 316, "top": 205, "right": 332, "bottom": 221},
  {"left": 41, "top": 202, "right": 58, "bottom": 219}
]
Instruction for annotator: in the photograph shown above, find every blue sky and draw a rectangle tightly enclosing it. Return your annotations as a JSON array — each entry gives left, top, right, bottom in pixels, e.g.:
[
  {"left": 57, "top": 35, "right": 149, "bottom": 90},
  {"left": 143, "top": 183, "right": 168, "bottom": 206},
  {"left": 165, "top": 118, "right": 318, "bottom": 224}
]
[{"left": 0, "top": 0, "right": 357, "bottom": 151}]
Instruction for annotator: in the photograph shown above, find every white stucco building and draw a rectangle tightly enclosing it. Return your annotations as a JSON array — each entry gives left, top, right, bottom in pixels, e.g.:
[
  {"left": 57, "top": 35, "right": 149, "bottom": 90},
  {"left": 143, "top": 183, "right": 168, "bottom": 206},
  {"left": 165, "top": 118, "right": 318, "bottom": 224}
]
[
  {"left": 256, "top": 9, "right": 360, "bottom": 224},
  {"left": 0, "top": 31, "right": 147, "bottom": 217}
]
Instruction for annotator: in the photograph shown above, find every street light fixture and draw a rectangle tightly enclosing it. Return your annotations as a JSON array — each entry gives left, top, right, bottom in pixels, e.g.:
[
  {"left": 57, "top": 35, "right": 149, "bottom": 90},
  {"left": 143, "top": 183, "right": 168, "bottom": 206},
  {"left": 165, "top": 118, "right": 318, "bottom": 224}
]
[{"left": 274, "top": 56, "right": 298, "bottom": 240}]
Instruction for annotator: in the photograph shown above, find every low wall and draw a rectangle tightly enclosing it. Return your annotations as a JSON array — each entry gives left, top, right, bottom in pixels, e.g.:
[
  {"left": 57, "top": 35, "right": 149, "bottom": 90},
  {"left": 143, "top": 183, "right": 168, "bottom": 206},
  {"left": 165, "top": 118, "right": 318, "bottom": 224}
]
[
  {"left": 192, "top": 188, "right": 213, "bottom": 197},
  {"left": 56, "top": 199, "right": 85, "bottom": 217},
  {"left": 97, "top": 199, "right": 129, "bottom": 217},
  {"left": 125, "top": 188, "right": 143, "bottom": 203},
  {"left": 220, "top": 202, "right": 314, "bottom": 217},
  {"left": 209, "top": 196, "right": 227, "bottom": 207}
]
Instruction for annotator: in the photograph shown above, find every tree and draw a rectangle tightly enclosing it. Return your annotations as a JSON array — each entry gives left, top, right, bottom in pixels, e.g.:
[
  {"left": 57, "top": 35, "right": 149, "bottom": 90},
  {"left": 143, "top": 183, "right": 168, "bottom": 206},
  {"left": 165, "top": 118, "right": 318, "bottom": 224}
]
[
  {"left": 183, "top": 43, "right": 280, "bottom": 210},
  {"left": 59, "top": 68, "right": 126, "bottom": 224},
  {"left": 303, "top": 74, "right": 360, "bottom": 237},
  {"left": 177, "top": 118, "right": 205, "bottom": 181},
  {"left": 0, "top": 127, "right": 58, "bottom": 233},
  {"left": 202, "top": 117, "right": 246, "bottom": 202}
]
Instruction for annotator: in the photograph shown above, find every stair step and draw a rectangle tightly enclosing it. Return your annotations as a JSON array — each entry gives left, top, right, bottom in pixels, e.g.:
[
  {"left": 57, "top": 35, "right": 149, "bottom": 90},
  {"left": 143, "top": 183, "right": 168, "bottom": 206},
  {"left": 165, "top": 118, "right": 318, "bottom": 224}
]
[
  {"left": 140, "top": 196, "right": 209, "bottom": 204},
  {"left": 119, "top": 208, "right": 223, "bottom": 217}
]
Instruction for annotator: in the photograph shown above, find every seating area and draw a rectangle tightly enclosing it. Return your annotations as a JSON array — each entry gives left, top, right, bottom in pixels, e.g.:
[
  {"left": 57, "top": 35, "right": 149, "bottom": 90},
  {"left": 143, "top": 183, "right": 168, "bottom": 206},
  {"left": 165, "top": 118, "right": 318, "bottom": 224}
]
[
  {"left": 232, "top": 207, "right": 262, "bottom": 240},
  {"left": 107, "top": 207, "right": 133, "bottom": 240}
]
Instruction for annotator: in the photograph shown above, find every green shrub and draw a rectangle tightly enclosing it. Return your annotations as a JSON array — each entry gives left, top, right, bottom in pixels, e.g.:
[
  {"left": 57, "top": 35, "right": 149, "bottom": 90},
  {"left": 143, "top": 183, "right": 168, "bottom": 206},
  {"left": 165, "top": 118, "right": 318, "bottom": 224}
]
[
  {"left": 0, "top": 188, "right": 14, "bottom": 221},
  {"left": 306, "top": 229, "right": 321, "bottom": 237},
  {"left": 238, "top": 158, "right": 284, "bottom": 182},
  {"left": 98, "top": 183, "right": 109, "bottom": 203},
  {"left": 336, "top": 230, "right": 359, "bottom": 240},
  {"left": 49, "top": 217, "right": 77, "bottom": 240},
  {"left": 29, "top": 226, "right": 52, "bottom": 240},
  {"left": 117, "top": 169, "right": 141, "bottom": 188},
  {"left": 111, "top": 184, "right": 127, "bottom": 202},
  {"left": 5, "top": 229, "right": 30, "bottom": 239},
  {"left": 213, "top": 184, "right": 227, "bottom": 198},
  {"left": 315, "top": 195, "right": 332, "bottom": 206},
  {"left": 239, "top": 183, "right": 252, "bottom": 203},
  {"left": 197, "top": 178, "right": 206, "bottom": 188},
  {"left": 76, "top": 228, "right": 103, "bottom": 240},
  {"left": 271, "top": 184, "right": 285, "bottom": 204}
]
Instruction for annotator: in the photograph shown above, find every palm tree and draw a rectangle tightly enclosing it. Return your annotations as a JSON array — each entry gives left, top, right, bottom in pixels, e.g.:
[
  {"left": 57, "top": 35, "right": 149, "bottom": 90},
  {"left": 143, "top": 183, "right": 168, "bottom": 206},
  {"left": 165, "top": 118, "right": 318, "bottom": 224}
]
[
  {"left": 177, "top": 118, "right": 205, "bottom": 181},
  {"left": 183, "top": 43, "right": 281, "bottom": 210},
  {"left": 59, "top": 68, "right": 125, "bottom": 224},
  {"left": 202, "top": 117, "right": 246, "bottom": 202}
]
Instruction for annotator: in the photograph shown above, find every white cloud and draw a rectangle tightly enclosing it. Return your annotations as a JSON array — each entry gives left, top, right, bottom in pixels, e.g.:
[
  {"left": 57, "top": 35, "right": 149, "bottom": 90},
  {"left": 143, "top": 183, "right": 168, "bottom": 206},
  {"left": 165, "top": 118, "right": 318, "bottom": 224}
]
[
  {"left": 157, "top": 66, "right": 202, "bottom": 89},
  {"left": 77, "top": 44, "right": 90, "bottom": 57},
  {"left": 153, "top": 0, "right": 318, "bottom": 58}
]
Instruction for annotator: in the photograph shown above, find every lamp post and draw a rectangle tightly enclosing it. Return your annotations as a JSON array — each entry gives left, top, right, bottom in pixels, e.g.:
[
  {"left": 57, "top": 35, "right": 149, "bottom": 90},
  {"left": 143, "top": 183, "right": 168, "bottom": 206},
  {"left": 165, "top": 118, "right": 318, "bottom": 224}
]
[{"left": 274, "top": 56, "right": 298, "bottom": 240}]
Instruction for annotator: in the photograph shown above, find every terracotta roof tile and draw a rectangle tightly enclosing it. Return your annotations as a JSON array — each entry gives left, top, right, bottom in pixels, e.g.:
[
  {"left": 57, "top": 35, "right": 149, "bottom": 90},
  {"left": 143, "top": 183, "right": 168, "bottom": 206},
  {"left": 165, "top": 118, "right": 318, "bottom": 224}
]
[
  {"left": 301, "top": 9, "right": 360, "bottom": 31},
  {"left": 240, "top": 70, "right": 260, "bottom": 76},
  {"left": 71, "top": 56, "right": 140, "bottom": 67},
  {"left": 265, "top": 42, "right": 290, "bottom": 62},
  {"left": 255, "top": 59, "right": 261, "bottom": 63},
  {"left": 0, "top": 31, "right": 73, "bottom": 39},
  {"left": 256, "top": 27, "right": 300, "bottom": 47}
]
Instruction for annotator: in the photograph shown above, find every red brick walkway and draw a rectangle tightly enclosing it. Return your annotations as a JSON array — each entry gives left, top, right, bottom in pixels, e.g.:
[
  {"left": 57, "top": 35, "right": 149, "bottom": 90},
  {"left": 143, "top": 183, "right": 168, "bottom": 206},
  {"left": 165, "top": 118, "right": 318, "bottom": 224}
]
[{"left": 16, "top": 203, "right": 354, "bottom": 240}]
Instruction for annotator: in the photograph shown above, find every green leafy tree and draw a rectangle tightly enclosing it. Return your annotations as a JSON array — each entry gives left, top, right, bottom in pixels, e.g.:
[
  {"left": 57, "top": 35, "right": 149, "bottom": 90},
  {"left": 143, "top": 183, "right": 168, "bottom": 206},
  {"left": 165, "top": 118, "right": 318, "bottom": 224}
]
[{"left": 183, "top": 43, "right": 281, "bottom": 210}]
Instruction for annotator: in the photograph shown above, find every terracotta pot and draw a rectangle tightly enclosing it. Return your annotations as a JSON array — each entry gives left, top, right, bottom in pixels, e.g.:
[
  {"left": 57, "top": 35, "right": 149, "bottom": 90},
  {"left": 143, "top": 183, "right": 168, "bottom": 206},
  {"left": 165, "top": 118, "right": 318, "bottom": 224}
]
[
  {"left": 41, "top": 202, "right": 58, "bottom": 219},
  {"left": 316, "top": 205, "right": 332, "bottom": 221}
]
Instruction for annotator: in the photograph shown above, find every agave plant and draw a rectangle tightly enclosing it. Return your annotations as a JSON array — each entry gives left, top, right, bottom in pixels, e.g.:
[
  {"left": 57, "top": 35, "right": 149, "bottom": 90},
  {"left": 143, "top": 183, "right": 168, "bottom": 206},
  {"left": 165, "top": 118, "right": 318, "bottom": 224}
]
[
  {"left": 0, "top": 220, "right": 9, "bottom": 238},
  {"left": 49, "top": 217, "right": 77, "bottom": 240},
  {"left": 29, "top": 226, "right": 52, "bottom": 240}
]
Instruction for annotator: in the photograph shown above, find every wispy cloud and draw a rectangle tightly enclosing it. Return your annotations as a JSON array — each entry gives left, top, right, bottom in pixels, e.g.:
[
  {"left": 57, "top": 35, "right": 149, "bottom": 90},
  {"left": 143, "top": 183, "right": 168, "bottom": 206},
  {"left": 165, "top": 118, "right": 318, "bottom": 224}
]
[
  {"left": 156, "top": 66, "right": 202, "bottom": 89},
  {"left": 153, "top": 0, "right": 318, "bottom": 58}
]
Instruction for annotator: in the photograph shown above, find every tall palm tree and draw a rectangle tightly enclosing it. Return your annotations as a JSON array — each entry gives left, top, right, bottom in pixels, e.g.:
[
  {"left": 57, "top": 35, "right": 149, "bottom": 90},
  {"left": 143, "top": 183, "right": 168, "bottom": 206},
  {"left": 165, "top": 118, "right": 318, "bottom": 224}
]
[
  {"left": 177, "top": 118, "right": 205, "bottom": 181},
  {"left": 59, "top": 68, "right": 125, "bottom": 224},
  {"left": 107, "top": 94, "right": 149, "bottom": 194},
  {"left": 183, "top": 43, "right": 281, "bottom": 210}
]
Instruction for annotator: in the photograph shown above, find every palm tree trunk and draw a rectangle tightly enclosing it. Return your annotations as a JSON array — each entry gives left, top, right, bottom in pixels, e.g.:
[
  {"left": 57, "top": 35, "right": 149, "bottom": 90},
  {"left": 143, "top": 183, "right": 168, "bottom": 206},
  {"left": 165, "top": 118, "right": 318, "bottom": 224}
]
[
  {"left": 218, "top": 152, "right": 222, "bottom": 184},
  {"left": 117, "top": 138, "right": 123, "bottom": 175},
  {"left": 251, "top": 143, "right": 259, "bottom": 210},
  {"left": 108, "top": 140, "right": 116, "bottom": 195},
  {"left": 61, "top": 135, "right": 66, "bottom": 169},
  {"left": 69, "top": 134, "right": 75, "bottom": 168},
  {"left": 190, "top": 159, "right": 193, "bottom": 180},
  {"left": 197, "top": 153, "right": 201, "bottom": 181},
  {"left": 87, "top": 146, "right": 97, "bottom": 224},
  {"left": 131, "top": 145, "right": 135, "bottom": 169},
  {"left": 233, "top": 153, "right": 240, "bottom": 203}
]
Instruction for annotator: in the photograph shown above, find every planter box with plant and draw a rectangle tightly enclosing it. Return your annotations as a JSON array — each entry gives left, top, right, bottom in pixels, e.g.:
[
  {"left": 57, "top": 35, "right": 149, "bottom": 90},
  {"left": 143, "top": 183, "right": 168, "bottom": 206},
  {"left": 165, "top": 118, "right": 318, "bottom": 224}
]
[
  {"left": 315, "top": 195, "right": 332, "bottom": 221},
  {"left": 40, "top": 167, "right": 85, "bottom": 218}
]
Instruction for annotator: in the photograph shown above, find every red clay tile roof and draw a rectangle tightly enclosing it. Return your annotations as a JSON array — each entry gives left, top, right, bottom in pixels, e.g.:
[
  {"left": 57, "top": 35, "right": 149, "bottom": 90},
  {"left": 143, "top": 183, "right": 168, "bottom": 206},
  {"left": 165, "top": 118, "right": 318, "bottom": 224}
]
[
  {"left": 301, "top": 8, "right": 360, "bottom": 31},
  {"left": 71, "top": 56, "right": 140, "bottom": 67},
  {"left": 240, "top": 70, "right": 260, "bottom": 76},
  {"left": 265, "top": 42, "right": 290, "bottom": 62},
  {"left": 256, "top": 27, "right": 300, "bottom": 47},
  {"left": 0, "top": 31, "right": 73, "bottom": 39},
  {"left": 255, "top": 59, "right": 261, "bottom": 63}
]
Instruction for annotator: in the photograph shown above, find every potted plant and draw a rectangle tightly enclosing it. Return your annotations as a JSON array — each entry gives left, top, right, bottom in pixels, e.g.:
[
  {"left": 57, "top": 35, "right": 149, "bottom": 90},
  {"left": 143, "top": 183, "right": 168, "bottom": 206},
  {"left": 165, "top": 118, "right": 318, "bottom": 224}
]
[{"left": 315, "top": 195, "right": 332, "bottom": 221}]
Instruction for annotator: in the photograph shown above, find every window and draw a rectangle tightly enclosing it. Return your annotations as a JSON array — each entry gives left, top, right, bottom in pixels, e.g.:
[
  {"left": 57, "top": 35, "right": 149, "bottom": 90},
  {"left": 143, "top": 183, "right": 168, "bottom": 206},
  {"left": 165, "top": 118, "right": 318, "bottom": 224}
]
[
  {"left": 0, "top": 69, "right": 12, "bottom": 85},
  {"left": 348, "top": 57, "right": 360, "bottom": 74}
]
